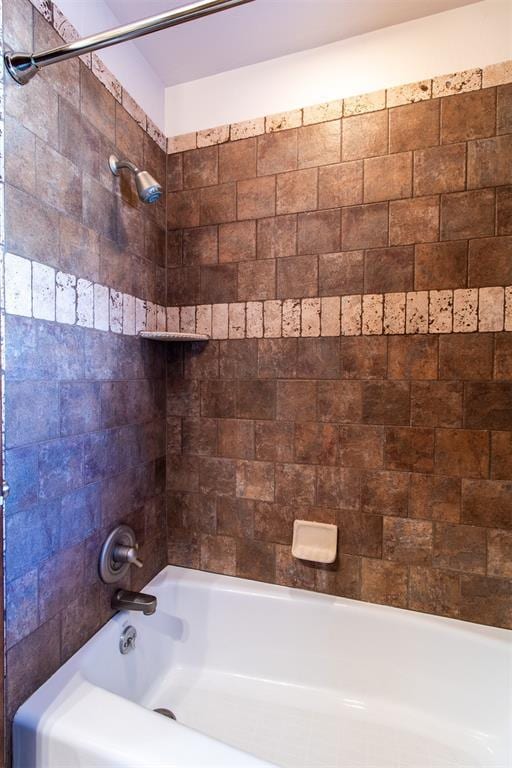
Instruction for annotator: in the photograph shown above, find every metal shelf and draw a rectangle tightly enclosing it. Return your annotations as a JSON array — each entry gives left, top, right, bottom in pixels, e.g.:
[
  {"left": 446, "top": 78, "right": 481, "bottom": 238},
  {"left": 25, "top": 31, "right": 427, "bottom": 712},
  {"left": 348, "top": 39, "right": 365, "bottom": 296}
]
[{"left": 138, "top": 331, "right": 209, "bottom": 341}]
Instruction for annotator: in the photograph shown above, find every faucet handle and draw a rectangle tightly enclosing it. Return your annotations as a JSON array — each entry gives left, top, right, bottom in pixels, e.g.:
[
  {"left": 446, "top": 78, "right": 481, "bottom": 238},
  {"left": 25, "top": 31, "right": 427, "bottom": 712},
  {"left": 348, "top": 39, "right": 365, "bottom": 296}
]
[{"left": 113, "top": 544, "right": 143, "bottom": 569}]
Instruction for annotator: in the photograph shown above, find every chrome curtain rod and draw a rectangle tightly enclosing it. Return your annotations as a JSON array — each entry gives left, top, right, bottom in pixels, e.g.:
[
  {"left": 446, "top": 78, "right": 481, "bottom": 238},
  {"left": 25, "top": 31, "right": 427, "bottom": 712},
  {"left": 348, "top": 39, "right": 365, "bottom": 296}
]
[{"left": 5, "top": 0, "right": 254, "bottom": 85}]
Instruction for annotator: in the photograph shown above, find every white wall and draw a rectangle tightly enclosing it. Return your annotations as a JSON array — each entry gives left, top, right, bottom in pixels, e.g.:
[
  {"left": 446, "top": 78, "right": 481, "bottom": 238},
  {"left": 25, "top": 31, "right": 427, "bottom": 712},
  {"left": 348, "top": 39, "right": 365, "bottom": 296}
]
[
  {"left": 165, "top": 0, "right": 512, "bottom": 136},
  {"left": 56, "top": 0, "right": 166, "bottom": 130}
]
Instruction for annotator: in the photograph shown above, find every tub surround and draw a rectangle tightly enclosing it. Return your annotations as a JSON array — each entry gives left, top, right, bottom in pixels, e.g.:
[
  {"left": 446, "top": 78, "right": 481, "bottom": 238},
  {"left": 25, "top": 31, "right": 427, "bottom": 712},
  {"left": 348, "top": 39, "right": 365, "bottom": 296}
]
[
  {"left": 3, "top": 0, "right": 167, "bottom": 740},
  {"left": 165, "top": 67, "right": 512, "bottom": 632}
]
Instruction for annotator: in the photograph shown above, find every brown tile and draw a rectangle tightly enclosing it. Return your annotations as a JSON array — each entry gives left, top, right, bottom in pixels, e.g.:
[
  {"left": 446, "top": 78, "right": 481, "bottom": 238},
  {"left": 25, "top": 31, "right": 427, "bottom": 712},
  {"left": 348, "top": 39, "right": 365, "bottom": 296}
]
[
  {"left": 258, "top": 338, "right": 297, "bottom": 378},
  {"left": 496, "top": 334, "right": 512, "bottom": 381},
  {"left": 167, "top": 527, "right": 200, "bottom": 569},
  {"left": 299, "top": 209, "right": 341, "bottom": 255},
  {"left": 385, "top": 427, "right": 434, "bottom": 472},
  {"left": 411, "top": 381, "right": 463, "bottom": 428},
  {"left": 217, "top": 497, "right": 254, "bottom": 538},
  {"left": 414, "top": 241, "right": 467, "bottom": 290},
  {"left": 167, "top": 189, "right": 200, "bottom": 229},
  {"left": 409, "top": 566, "right": 460, "bottom": 617},
  {"left": 238, "top": 259, "right": 276, "bottom": 301},
  {"left": 343, "top": 111, "right": 388, "bottom": 161},
  {"left": 201, "top": 534, "right": 236, "bottom": 575},
  {"left": 318, "top": 161, "right": 363, "bottom": 209},
  {"left": 361, "top": 470, "right": 409, "bottom": 517},
  {"left": 361, "top": 381, "right": 410, "bottom": 426},
  {"left": 167, "top": 153, "right": 183, "bottom": 191},
  {"left": 275, "top": 463, "right": 316, "bottom": 505},
  {"left": 468, "top": 236, "right": 512, "bottom": 287},
  {"left": 315, "top": 555, "right": 361, "bottom": 599},
  {"left": 338, "top": 510, "right": 382, "bottom": 557},
  {"left": 388, "top": 336, "right": 438, "bottom": 380},
  {"left": 435, "top": 429, "right": 489, "bottom": 479},
  {"left": 364, "top": 247, "right": 414, "bottom": 293},
  {"left": 82, "top": 174, "right": 116, "bottom": 242},
  {"left": 238, "top": 175, "right": 275, "bottom": 219},
  {"left": 60, "top": 217, "right": 100, "bottom": 281},
  {"left": 7, "top": 616, "right": 61, "bottom": 721},
  {"left": 296, "top": 338, "right": 340, "bottom": 379},
  {"left": 276, "top": 168, "right": 317, "bottom": 215},
  {"left": 497, "top": 84, "right": 512, "bottom": 135},
  {"left": 237, "top": 379, "right": 275, "bottom": 419},
  {"left": 257, "top": 129, "right": 297, "bottom": 175},
  {"left": 115, "top": 103, "right": 144, "bottom": 169},
  {"left": 414, "top": 143, "right": 466, "bottom": 195},
  {"left": 167, "top": 229, "right": 182, "bottom": 267},
  {"left": 341, "top": 337, "right": 388, "bottom": 380},
  {"left": 200, "top": 457, "right": 236, "bottom": 497},
  {"left": 183, "top": 146, "right": 218, "bottom": 188},
  {"left": 433, "top": 522, "right": 486, "bottom": 574},
  {"left": 298, "top": 120, "right": 341, "bottom": 168},
  {"left": 219, "top": 137, "right": 256, "bottom": 182},
  {"left": 38, "top": 543, "right": 84, "bottom": 624},
  {"left": 200, "top": 182, "right": 236, "bottom": 225},
  {"left": 200, "top": 263, "right": 237, "bottom": 303},
  {"left": 5, "top": 115, "right": 36, "bottom": 195},
  {"left": 389, "top": 196, "right": 439, "bottom": 245},
  {"left": 316, "top": 467, "right": 360, "bottom": 510},
  {"left": 389, "top": 100, "right": 440, "bottom": 153},
  {"left": 342, "top": 203, "right": 388, "bottom": 251},
  {"left": 295, "top": 422, "right": 339, "bottom": 465},
  {"left": 167, "top": 453, "right": 200, "bottom": 492},
  {"left": 488, "top": 529, "right": 512, "bottom": 578},
  {"left": 218, "top": 419, "right": 254, "bottom": 459},
  {"left": 236, "top": 460, "right": 274, "bottom": 502},
  {"left": 219, "top": 220, "right": 255, "bottom": 263},
  {"left": 255, "top": 421, "right": 294, "bottom": 462},
  {"left": 201, "top": 380, "right": 236, "bottom": 418},
  {"left": 319, "top": 251, "right": 364, "bottom": 296},
  {"left": 167, "top": 265, "right": 200, "bottom": 305},
  {"left": 441, "top": 88, "right": 496, "bottom": 143},
  {"left": 277, "top": 254, "right": 317, "bottom": 298},
  {"left": 383, "top": 517, "right": 432, "bottom": 565},
  {"left": 276, "top": 380, "right": 316, "bottom": 421},
  {"left": 462, "top": 479, "right": 512, "bottom": 528},
  {"left": 491, "top": 431, "right": 512, "bottom": 480},
  {"left": 340, "top": 424, "right": 383, "bottom": 469},
  {"left": 317, "top": 381, "right": 362, "bottom": 423},
  {"left": 439, "top": 334, "right": 493, "bottom": 380},
  {"left": 219, "top": 339, "right": 258, "bottom": 378},
  {"left": 409, "top": 474, "right": 460, "bottom": 523},
  {"left": 275, "top": 544, "right": 316, "bottom": 589},
  {"left": 168, "top": 492, "right": 216, "bottom": 534},
  {"left": 361, "top": 558, "right": 408, "bottom": 608},
  {"left": 257, "top": 215, "right": 297, "bottom": 259},
  {"left": 465, "top": 383, "right": 512, "bottom": 430},
  {"left": 459, "top": 574, "right": 512, "bottom": 629},
  {"left": 182, "top": 418, "right": 217, "bottom": 456},
  {"left": 364, "top": 152, "right": 412, "bottom": 202},
  {"left": 81, "top": 65, "right": 115, "bottom": 143},
  {"left": 236, "top": 539, "right": 275, "bottom": 581},
  {"left": 468, "top": 134, "right": 512, "bottom": 189},
  {"left": 183, "top": 226, "right": 218, "bottom": 266},
  {"left": 441, "top": 190, "right": 495, "bottom": 240}
]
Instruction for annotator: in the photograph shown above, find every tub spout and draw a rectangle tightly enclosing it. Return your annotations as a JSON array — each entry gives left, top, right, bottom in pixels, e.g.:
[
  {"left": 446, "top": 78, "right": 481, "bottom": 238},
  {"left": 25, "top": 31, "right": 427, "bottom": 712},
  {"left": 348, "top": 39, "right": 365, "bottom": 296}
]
[{"left": 111, "top": 589, "right": 157, "bottom": 615}]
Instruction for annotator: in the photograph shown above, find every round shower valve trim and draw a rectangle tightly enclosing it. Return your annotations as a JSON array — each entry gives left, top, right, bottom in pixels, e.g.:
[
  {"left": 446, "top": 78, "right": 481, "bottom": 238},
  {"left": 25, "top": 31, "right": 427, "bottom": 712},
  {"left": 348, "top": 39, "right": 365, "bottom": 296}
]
[{"left": 99, "top": 524, "right": 143, "bottom": 584}]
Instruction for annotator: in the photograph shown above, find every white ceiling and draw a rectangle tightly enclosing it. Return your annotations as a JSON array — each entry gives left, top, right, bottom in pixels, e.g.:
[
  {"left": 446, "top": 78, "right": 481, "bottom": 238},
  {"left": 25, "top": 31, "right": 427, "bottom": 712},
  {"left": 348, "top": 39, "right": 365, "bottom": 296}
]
[{"left": 103, "top": 0, "right": 481, "bottom": 86}]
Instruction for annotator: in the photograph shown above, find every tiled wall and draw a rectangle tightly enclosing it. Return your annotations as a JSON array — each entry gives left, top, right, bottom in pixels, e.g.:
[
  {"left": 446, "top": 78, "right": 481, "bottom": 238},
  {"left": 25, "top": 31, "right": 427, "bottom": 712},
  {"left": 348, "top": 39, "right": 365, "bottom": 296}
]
[
  {"left": 2, "top": 0, "right": 167, "bottom": 734},
  {"left": 166, "top": 68, "right": 512, "bottom": 630}
]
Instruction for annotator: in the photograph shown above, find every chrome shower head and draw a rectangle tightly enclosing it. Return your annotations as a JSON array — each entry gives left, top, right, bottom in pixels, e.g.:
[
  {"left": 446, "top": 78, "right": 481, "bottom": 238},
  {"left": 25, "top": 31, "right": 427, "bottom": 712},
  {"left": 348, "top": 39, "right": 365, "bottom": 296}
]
[{"left": 109, "top": 154, "right": 162, "bottom": 204}]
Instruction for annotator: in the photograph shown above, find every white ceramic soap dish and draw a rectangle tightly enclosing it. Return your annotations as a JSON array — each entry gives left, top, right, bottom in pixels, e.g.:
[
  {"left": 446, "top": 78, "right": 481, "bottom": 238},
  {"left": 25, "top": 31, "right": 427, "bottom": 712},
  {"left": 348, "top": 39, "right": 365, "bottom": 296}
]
[{"left": 291, "top": 520, "right": 338, "bottom": 564}]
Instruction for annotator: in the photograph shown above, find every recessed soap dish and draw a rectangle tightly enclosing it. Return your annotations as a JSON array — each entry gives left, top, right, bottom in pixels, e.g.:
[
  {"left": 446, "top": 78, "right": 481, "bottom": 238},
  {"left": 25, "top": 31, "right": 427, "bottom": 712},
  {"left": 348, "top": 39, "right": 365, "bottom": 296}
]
[{"left": 292, "top": 520, "right": 338, "bottom": 564}]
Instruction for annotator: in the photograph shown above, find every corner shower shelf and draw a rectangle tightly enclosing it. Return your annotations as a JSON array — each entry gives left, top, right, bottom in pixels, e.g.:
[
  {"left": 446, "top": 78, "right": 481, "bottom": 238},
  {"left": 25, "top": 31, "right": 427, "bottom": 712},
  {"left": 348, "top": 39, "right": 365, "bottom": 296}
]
[{"left": 138, "top": 331, "right": 210, "bottom": 341}]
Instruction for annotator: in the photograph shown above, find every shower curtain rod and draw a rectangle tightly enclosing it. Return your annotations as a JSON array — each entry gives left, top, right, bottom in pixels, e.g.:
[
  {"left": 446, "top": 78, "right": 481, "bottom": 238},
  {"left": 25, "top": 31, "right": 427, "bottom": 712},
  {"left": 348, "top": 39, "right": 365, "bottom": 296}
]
[{"left": 5, "top": 0, "right": 254, "bottom": 85}]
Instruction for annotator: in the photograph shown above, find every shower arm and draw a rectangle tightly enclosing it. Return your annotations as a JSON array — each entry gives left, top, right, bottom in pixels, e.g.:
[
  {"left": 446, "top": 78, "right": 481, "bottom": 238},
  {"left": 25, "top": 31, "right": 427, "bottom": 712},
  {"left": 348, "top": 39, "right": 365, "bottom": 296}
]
[{"left": 5, "top": 0, "right": 254, "bottom": 85}]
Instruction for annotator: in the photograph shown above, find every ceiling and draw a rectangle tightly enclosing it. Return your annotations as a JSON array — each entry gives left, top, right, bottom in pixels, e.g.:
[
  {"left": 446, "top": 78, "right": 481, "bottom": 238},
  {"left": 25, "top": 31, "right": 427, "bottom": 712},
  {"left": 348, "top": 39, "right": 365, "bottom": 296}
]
[{"left": 101, "top": 0, "right": 480, "bottom": 86}]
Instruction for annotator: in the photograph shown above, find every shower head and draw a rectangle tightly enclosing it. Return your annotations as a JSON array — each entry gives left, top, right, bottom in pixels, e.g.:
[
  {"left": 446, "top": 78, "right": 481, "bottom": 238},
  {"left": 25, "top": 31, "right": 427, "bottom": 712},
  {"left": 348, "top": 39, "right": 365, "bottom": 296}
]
[{"left": 109, "top": 155, "right": 162, "bottom": 204}]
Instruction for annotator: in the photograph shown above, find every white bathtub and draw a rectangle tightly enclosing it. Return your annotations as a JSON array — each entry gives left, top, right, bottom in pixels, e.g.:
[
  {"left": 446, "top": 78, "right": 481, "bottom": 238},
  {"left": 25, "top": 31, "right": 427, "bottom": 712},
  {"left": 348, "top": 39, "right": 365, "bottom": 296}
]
[{"left": 13, "top": 566, "right": 512, "bottom": 768}]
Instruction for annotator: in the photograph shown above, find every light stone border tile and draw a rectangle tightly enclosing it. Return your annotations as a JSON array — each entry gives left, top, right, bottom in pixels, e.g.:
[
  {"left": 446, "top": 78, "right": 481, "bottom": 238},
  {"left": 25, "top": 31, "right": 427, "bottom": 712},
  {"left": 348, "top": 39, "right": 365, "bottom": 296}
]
[
  {"left": 428, "top": 290, "right": 453, "bottom": 334},
  {"left": 282, "top": 299, "right": 301, "bottom": 337},
  {"left": 76, "top": 278, "right": 93, "bottom": 328},
  {"left": 301, "top": 298, "right": 320, "bottom": 337},
  {"left": 341, "top": 295, "right": 362, "bottom": 336},
  {"left": 180, "top": 305, "right": 196, "bottom": 334},
  {"left": 505, "top": 287, "right": 512, "bottom": 332},
  {"left": 246, "top": 301, "right": 263, "bottom": 338},
  {"left": 320, "top": 296, "right": 340, "bottom": 337},
  {"left": 110, "top": 289, "right": 123, "bottom": 333},
  {"left": 362, "top": 294, "right": 383, "bottom": 335},
  {"left": 196, "top": 304, "right": 212, "bottom": 336},
  {"left": 406, "top": 291, "right": 429, "bottom": 334},
  {"left": 93, "top": 283, "right": 109, "bottom": 331},
  {"left": 167, "top": 60, "right": 512, "bottom": 155},
  {"left": 5, "top": 253, "right": 31, "bottom": 317},
  {"left": 264, "top": 300, "right": 282, "bottom": 337},
  {"left": 479, "top": 287, "right": 504, "bottom": 332},
  {"left": 453, "top": 288, "right": 478, "bottom": 333},
  {"left": 212, "top": 303, "right": 228, "bottom": 339},
  {"left": 383, "top": 293, "right": 405, "bottom": 335},
  {"left": 56, "top": 272, "right": 76, "bottom": 325}
]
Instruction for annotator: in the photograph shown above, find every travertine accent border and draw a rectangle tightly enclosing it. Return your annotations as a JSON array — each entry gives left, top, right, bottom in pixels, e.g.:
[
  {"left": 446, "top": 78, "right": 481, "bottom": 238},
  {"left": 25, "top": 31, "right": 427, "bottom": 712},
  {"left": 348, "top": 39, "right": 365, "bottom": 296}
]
[
  {"left": 27, "top": 0, "right": 167, "bottom": 151},
  {"left": 167, "top": 59, "right": 512, "bottom": 153},
  {"left": 5, "top": 253, "right": 512, "bottom": 339}
]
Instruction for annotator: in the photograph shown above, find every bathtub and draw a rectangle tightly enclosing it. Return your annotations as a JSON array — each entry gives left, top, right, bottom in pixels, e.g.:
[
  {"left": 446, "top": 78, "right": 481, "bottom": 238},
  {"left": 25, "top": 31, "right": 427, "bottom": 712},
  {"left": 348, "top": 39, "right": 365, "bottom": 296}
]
[{"left": 13, "top": 566, "right": 511, "bottom": 768}]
